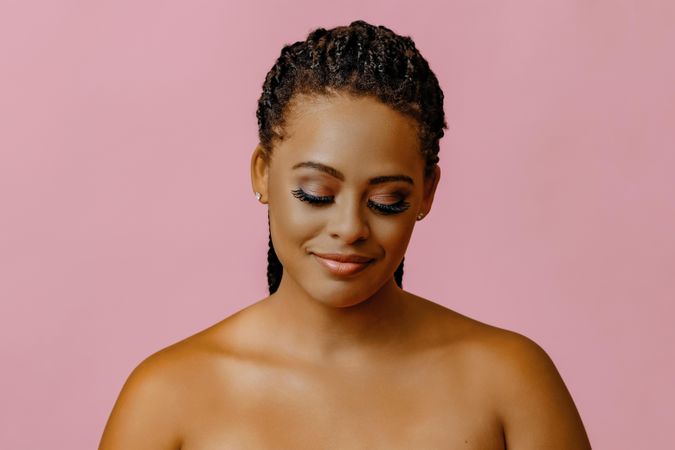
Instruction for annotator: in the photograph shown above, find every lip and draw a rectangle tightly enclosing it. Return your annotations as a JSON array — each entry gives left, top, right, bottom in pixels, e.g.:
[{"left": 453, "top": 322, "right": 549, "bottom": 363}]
[{"left": 312, "top": 252, "right": 374, "bottom": 276}]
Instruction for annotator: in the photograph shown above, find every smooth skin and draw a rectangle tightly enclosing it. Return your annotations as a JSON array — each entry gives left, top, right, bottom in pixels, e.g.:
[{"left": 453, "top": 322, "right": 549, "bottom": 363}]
[{"left": 99, "top": 92, "right": 591, "bottom": 449}]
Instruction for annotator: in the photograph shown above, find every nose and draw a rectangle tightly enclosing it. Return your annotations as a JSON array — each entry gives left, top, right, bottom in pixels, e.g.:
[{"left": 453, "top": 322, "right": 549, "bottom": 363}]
[{"left": 327, "top": 196, "right": 370, "bottom": 244}]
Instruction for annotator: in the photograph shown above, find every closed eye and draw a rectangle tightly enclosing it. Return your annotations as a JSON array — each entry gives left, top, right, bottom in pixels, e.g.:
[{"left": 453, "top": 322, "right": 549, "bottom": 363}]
[
  {"left": 368, "top": 198, "right": 410, "bottom": 215},
  {"left": 291, "top": 188, "right": 332, "bottom": 205},
  {"left": 291, "top": 188, "right": 410, "bottom": 215}
]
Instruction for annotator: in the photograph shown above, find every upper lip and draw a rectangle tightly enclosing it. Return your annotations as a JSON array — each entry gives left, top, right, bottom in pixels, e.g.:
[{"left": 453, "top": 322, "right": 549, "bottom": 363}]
[{"left": 312, "top": 252, "right": 374, "bottom": 263}]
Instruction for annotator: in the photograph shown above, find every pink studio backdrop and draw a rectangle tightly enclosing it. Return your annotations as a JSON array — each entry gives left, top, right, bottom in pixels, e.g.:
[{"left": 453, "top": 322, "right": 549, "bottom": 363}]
[{"left": 1, "top": 1, "right": 673, "bottom": 448}]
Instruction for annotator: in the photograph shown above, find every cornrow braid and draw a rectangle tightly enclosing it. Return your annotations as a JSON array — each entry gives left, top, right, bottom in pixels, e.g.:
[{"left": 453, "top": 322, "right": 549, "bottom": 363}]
[
  {"left": 266, "top": 214, "right": 283, "bottom": 295},
  {"left": 258, "top": 20, "right": 446, "bottom": 295}
]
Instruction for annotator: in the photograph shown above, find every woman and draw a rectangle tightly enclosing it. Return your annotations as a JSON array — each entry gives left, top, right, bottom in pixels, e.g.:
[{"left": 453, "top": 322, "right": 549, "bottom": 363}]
[{"left": 99, "top": 20, "right": 591, "bottom": 449}]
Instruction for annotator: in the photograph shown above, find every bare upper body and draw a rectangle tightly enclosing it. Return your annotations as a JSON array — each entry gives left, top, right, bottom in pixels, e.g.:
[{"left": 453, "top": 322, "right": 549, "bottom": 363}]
[
  {"left": 100, "top": 58, "right": 591, "bottom": 450},
  {"left": 98, "top": 290, "right": 591, "bottom": 450}
]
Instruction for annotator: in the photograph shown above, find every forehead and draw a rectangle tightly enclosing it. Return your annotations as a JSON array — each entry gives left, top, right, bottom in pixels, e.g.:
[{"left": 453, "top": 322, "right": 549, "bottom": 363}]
[{"left": 272, "top": 93, "right": 423, "bottom": 178}]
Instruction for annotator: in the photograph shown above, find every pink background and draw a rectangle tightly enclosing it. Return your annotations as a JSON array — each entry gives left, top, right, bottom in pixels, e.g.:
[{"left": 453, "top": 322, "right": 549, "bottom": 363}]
[{"left": 1, "top": 1, "right": 673, "bottom": 448}]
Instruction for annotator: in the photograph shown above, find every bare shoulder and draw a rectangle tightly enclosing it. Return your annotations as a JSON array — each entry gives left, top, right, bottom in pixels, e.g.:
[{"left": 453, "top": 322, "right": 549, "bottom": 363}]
[
  {"left": 449, "top": 315, "right": 561, "bottom": 381},
  {"left": 98, "top": 308, "right": 250, "bottom": 450},
  {"left": 418, "top": 299, "right": 591, "bottom": 450},
  {"left": 98, "top": 344, "right": 186, "bottom": 449},
  {"left": 483, "top": 328, "right": 591, "bottom": 449}
]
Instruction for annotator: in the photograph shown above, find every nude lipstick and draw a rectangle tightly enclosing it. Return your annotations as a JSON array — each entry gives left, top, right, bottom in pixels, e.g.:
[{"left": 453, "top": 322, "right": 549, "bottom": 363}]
[{"left": 312, "top": 252, "right": 373, "bottom": 276}]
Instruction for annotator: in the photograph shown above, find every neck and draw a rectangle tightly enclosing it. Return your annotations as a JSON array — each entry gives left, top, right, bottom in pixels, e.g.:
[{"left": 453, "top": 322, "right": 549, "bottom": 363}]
[{"left": 263, "top": 275, "right": 416, "bottom": 366}]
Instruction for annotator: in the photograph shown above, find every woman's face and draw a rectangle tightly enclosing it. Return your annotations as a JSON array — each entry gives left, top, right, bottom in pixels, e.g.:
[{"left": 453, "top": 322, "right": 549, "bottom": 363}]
[{"left": 251, "top": 92, "right": 440, "bottom": 307}]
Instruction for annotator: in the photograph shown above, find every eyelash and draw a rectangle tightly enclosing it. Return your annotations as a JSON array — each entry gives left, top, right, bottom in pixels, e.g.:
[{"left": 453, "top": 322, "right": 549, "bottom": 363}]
[{"left": 290, "top": 188, "right": 410, "bottom": 215}]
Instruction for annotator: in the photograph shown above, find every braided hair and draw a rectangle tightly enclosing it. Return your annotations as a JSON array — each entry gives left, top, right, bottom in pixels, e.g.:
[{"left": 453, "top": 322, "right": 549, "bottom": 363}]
[{"left": 256, "top": 20, "right": 447, "bottom": 294}]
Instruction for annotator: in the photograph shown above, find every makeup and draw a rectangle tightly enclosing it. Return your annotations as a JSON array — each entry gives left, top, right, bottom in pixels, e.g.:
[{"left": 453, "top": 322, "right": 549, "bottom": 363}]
[
  {"left": 312, "top": 253, "right": 373, "bottom": 276},
  {"left": 291, "top": 188, "right": 411, "bottom": 215}
]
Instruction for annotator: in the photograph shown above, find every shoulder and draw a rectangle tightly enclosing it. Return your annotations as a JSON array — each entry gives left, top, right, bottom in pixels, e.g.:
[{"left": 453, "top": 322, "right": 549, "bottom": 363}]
[
  {"left": 410, "top": 297, "right": 591, "bottom": 449},
  {"left": 98, "top": 319, "right": 239, "bottom": 450},
  {"left": 412, "top": 296, "right": 571, "bottom": 393},
  {"left": 427, "top": 307, "right": 555, "bottom": 389},
  {"left": 463, "top": 322, "right": 559, "bottom": 386},
  {"left": 445, "top": 315, "right": 591, "bottom": 449},
  {"left": 410, "top": 293, "right": 546, "bottom": 367},
  {"left": 98, "top": 345, "right": 184, "bottom": 449}
]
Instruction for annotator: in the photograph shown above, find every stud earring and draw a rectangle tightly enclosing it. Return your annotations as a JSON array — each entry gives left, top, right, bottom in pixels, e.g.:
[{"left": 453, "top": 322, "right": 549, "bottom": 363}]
[
  {"left": 254, "top": 191, "right": 262, "bottom": 201},
  {"left": 416, "top": 212, "right": 425, "bottom": 220}
]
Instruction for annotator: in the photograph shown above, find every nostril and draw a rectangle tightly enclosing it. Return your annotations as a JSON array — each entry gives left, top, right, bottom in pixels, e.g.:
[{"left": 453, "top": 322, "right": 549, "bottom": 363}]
[{"left": 329, "top": 218, "right": 370, "bottom": 242}]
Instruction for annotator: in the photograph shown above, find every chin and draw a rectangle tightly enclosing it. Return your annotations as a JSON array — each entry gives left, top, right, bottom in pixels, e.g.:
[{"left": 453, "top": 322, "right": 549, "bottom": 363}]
[{"left": 302, "top": 278, "right": 389, "bottom": 309}]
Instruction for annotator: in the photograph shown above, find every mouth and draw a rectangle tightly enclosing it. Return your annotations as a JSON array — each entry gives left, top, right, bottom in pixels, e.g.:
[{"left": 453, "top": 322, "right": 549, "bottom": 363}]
[{"left": 311, "top": 252, "right": 374, "bottom": 276}]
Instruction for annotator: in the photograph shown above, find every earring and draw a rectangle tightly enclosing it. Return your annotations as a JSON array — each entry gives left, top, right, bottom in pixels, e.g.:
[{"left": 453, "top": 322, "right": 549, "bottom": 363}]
[
  {"left": 416, "top": 212, "right": 425, "bottom": 220},
  {"left": 254, "top": 191, "right": 262, "bottom": 201}
]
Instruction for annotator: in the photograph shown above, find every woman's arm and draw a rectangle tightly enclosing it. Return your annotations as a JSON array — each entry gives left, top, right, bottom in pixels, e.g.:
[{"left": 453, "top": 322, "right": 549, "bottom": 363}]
[
  {"left": 98, "top": 355, "right": 183, "bottom": 450},
  {"left": 492, "top": 332, "right": 592, "bottom": 449}
]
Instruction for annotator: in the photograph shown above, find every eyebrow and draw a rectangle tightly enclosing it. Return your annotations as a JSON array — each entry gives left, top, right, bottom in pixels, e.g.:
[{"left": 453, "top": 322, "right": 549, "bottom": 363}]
[{"left": 292, "top": 161, "right": 414, "bottom": 185}]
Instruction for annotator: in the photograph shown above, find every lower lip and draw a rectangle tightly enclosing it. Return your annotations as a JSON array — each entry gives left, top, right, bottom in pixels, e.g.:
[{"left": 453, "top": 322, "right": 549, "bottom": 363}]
[{"left": 312, "top": 254, "right": 372, "bottom": 276}]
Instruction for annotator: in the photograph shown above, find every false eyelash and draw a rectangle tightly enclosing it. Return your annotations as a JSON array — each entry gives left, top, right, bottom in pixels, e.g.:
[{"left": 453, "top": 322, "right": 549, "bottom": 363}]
[
  {"left": 291, "top": 188, "right": 332, "bottom": 204},
  {"left": 368, "top": 199, "right": 411, "bottom": 215},
  {"left": 291, "top": 187, "right": 410, "bottom": 215}
]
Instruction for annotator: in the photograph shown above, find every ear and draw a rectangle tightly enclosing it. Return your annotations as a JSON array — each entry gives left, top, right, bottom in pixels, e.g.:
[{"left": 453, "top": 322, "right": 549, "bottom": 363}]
[
  {"left": 419, "top": 164, "right": 441, "bottom": 217},
  {"left": 250, "top": 144, "right": 270, "bottom": 204}
]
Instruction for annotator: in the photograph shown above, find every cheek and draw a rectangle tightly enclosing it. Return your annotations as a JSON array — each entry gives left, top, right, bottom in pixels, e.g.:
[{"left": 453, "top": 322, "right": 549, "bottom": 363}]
[
  {"left": 268, "top": 183, "right": 321, "bottom": 254},
  {"left": 372, "top": 217, "right": 417, "bottom": 257}
]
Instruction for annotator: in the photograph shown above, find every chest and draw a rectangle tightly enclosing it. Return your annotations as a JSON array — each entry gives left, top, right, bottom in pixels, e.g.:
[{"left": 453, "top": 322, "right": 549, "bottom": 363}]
[{"left": 179, "top": 368, "right": 504, "bottom": 450}]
